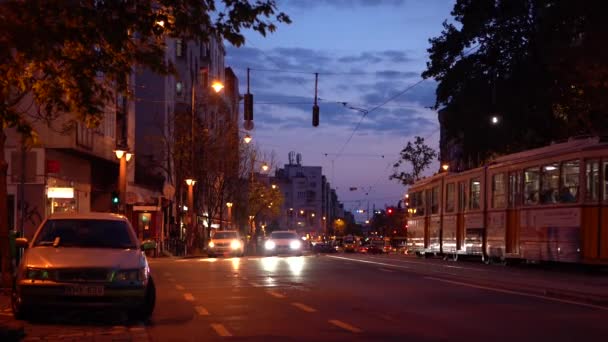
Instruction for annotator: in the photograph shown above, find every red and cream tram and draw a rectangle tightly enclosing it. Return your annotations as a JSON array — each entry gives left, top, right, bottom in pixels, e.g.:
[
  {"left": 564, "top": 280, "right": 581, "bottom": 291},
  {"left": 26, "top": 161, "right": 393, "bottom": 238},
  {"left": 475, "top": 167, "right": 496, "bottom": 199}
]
[{"left": 406, "top": 137, "right": 608, "bottom": 265}]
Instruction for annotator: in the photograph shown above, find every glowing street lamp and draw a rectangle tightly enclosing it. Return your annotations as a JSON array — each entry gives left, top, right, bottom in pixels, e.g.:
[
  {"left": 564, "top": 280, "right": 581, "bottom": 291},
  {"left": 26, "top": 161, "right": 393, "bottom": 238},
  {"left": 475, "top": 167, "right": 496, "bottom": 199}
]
[
  {"left": 114, "top": 148, "right": 133, "bottom": 214},
  {"left": 243, "top": 134, "right": 252, "bottom": 144},
  {"left": 211, "top": 81, "right": 224, "bottom": 93},
  {"left": 442, "top": 164, "right": 449, "bottom": 172},
  {"left": 261, "top": 163, "right": 269, "bottom": 172},
  {"left": 185, "top": 179, "right": 196, "bottom": 227}
]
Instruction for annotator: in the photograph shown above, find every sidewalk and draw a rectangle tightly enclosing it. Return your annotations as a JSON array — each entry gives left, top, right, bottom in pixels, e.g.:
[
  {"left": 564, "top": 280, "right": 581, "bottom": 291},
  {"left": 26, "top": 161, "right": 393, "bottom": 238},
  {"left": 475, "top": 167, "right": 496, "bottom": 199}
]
[{"left": 0, "top": 290, "right": 24, "bottom": 341}]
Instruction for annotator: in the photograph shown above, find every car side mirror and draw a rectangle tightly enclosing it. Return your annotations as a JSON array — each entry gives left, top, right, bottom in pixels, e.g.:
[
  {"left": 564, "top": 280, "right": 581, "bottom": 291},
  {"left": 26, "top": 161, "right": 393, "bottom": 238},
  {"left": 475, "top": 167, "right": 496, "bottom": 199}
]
[
  {"left": 141, "top": 240, "right": 157, "bottom": 251},
  {"left": 15, "top": 238, "right": 29, "bottom": 249}
]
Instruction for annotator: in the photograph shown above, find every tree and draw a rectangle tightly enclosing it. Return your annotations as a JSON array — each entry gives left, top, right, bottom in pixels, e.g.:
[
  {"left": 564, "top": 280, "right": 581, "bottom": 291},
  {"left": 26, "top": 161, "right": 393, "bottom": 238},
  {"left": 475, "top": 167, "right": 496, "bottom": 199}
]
[
  {"left": 390, "top": 136, "right": 437, "bottom": 186},
  {"left": 423, "top": 1, "right": 608, "bottom": 166},
  {"left": 0, "top": 0, "right": 290, "bottom": 287}
]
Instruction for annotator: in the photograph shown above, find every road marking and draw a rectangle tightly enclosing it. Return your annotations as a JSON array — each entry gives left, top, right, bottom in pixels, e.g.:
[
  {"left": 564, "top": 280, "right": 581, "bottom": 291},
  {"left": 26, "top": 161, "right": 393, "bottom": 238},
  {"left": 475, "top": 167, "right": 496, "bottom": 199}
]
[
  {"left": 184, "top": 293, "right": 195, "bottom": 301},
  {"left": 328, "top": 255, "right": 409, "bottom": 269},
  {"left": 291, "top": 302, "right": 316, "bottom": 313},
  {"left": 379, "top": 268, "right": 395, "bottom": 273},
  {"left": 267, "top": 290, "right": 286, "bottom": 299},
  {"left": 329, "top": 319, "right": 362, "bottom": 333},
  {"left": 249, "top": 281, "right": 261, "bottom": 287},
  {"left": 176, "top": 284, "right": 185, "bottom": 290},
  {"left": 210, "top": 323, "right": 232, "bottom": 337},
  {"left": 195, "top": 306, "right": 210, "bottom": 316},
  {"left": 425, "top": 277, "right": 608, "bottom": 311}
]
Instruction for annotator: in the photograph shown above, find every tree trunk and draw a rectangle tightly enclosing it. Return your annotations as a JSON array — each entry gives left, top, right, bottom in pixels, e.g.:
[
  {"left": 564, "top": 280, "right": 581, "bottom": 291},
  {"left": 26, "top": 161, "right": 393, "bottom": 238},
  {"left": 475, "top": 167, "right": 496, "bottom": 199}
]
[{"left": 0, "top": 128, "right": 13, "bottom": 289}]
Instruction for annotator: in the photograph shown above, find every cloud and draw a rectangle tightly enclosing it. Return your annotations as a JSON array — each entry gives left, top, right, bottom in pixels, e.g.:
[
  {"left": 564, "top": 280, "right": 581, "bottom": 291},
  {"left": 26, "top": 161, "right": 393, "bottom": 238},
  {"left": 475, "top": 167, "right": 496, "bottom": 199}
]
[
  {"left": 375, "top": 70, "right": 419, "bottom": 79},
  {"left": 337, "top": 50, "right": 412, "bottom": 65}
]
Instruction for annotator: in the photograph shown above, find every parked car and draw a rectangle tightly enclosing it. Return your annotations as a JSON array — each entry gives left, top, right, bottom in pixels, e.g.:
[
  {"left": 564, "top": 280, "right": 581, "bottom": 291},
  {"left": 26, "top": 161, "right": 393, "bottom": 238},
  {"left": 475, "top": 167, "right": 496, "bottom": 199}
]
[
  {"left": 207, "top": 230, "right": 245, "bottom": 257},
  {"left": 264, "top": 231, "right": 302, "bottom": 256},
  {"left": 11, "top": 212, "right": 156, "bottom": 321}
]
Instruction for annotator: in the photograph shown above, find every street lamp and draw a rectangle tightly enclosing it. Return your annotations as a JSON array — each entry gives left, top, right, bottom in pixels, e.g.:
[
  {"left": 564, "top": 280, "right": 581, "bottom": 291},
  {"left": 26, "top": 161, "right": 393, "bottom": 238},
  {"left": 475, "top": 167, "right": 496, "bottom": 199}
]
[
  {"left": 226, "top": 202, "right": 233, "bottom": 229},
  {"left": 261, "top": 163, "right": 269, "bottom": 172},
  {"left": 114, "top": 148, "right": 133, "bottom": 214},
  {"left": 185, "top": 179, "right": 196, "bottom": 231},
  {"left": 442, "top": 164, "right": 449, "bottom": 172},
  {"left": 211, "top": 80, "right": 224, "bottom": 93},
  {"left": 243, "top": 133, "right": 252, "bottom": 144}
]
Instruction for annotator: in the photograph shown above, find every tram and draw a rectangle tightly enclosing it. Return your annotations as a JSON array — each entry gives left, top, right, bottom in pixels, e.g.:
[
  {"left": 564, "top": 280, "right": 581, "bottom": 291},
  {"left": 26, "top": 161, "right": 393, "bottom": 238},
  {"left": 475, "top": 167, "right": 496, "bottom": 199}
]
[{"left": 406, "top": 136, "right": 608, "bottom": 265}]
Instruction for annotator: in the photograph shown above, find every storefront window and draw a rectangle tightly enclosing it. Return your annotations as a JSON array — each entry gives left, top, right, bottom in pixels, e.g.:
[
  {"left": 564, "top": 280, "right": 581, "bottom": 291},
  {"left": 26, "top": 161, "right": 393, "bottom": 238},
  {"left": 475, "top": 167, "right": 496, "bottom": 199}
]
[{"left": 585, "top": 160, "right": 599, "bottom": 202}]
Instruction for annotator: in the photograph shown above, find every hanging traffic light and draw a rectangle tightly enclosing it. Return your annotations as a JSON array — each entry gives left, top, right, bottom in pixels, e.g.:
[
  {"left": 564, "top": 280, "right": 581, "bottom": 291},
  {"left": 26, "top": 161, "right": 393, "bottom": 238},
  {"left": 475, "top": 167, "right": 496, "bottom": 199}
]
[{"left": 312, "top": 104, "right": 319, "bottom": 127}]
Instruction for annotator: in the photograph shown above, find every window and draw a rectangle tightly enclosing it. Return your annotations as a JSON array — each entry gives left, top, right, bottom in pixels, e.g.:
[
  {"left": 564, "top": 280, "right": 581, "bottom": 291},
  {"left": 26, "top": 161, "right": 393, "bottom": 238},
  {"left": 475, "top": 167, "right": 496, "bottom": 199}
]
[
  {"left": 310, "top": 182, "right": 316, "bottom": 188},
  {"left": 458, "top": 182, "right": 466, "bottom": 212},
  {"left": 297, "top": 191, "right": 305, "bottom": 199},
  {"left": 524, "top": 167, "right": 540, "bottom": 205},
  {"left": 176, "top": 81, "right": 183, "bottom": 96},
  {"left": 540, "top": 163, "right": 559, "bottom": 204},
  {"left": 603, "top": 161, "right": 608, "bottom": 202},
  {"left": 176, "top": 39, "right": 184, "bottom": 57},
  {"left": 560, "top": 160, "right": 579, "bottom": 203},
  {"left": 508, "top": 171, "right": 522, "bottom": 207},
  {"left": 492, "top": 173, "right": 506, "bottom": 209},
  {"left": 469, "top": 178, "right": 481, "bottom": 210},
  {"left": 431, "top": 186, "right": 440, "bottom": 214},
  {"left": 445, "top": 183, "right": 455, "bottom": 213},
  {"left": 585, "top": 160, "right": 599, "bottom": 202},
  {"left": 414, "top": 191, "right": 425, "bottom": 217}
]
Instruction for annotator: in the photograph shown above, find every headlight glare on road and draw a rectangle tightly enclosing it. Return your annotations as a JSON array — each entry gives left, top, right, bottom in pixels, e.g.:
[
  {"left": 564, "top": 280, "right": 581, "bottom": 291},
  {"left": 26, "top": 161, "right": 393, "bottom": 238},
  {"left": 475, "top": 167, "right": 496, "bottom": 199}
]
[
  {"left": 265, "top": 240, "right": 276, "bottom": 250},
  {"left": 25, "top": 268, "right": 51, "bottom": 280},
  {"left": 208, "top": 241, "right": 215, "bottom": 248},
  {"left": 290, "top": 240, "right": 301, "bottom": 250},
  {"left": 230, "top": 240, "right": 241, "bottom": 250}
]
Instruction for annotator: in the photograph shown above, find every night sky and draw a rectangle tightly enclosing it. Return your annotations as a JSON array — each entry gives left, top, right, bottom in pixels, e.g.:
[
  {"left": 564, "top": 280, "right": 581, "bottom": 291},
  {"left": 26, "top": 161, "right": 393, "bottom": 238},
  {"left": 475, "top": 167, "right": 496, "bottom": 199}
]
[{"left": 226, "top": 0, "right": 455, "bottom": 221}]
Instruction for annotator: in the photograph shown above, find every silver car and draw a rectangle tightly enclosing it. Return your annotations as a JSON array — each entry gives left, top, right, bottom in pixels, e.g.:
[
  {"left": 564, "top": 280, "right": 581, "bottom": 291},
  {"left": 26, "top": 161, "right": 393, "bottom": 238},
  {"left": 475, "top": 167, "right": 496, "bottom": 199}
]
[
  {"left": 11, "top": 212, "right": 156, "bottom": 321},
  {"left": 264, "top": 231, "right": 302, "bottom": 256}
]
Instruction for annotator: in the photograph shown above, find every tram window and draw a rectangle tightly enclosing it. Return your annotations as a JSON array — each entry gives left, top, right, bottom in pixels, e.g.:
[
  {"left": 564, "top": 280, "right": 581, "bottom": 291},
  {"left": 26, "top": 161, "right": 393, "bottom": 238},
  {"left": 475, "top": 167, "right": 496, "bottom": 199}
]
[
  {"left": 603, "top": 161, "right": 608, "bottom": 202},
  {"left": 458, "top": 182, "right": 466, "bottom": 212},
  {"left": 445, "top": 183, "right": 456, "bottom": 213},
  {"left": 492, "top": 173, "right": 506, "bottom": 209},
  {"left": 585, "top": 160, "right": 599, "bottom": 202},
  {"left": 540, "top": 163, "right": 559, "bottom": 204},
  {"left": 431, "top": 186, "right": 440, "bottom": 214},
  {"left": 524, "top": 167, "right": 540, "bottom": 205},
  {"left": 560, "top": 160, "right": 579, "bottom": 203},
  {"left": 415, "top": 191, "right": 425, "bottom": 216},
  {"left": 469, "top": 178, "right": 481, "bottom": 210},
  {"left": 508, "top": 172, "right": 522, "bottom": 207}
]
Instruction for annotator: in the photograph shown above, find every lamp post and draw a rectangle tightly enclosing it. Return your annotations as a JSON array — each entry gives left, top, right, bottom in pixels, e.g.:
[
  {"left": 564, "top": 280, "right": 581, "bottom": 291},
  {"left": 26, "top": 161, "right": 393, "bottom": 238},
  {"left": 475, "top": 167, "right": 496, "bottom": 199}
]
[
  {"left": 114, "top": 149, "right": 133, "bottom": 214},
  {"left": 226, "top": 202, "right": 233, "bottom": 229},
  {"left": 185, "top": 178, "right": 196, "bottom": 251}
]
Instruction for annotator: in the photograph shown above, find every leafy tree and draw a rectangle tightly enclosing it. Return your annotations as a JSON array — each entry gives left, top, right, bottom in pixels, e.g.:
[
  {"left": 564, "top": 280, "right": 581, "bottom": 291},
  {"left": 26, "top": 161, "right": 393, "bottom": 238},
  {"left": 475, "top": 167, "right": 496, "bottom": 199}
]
[
  {"left": 0, "top": 0, "right": 290, "bottom": 287},
  {"left": 424, "top": 0, "right": 608, "bottom": 166},
  {"left": 390, "top": 136, "right": 437, "bottom": 186}
]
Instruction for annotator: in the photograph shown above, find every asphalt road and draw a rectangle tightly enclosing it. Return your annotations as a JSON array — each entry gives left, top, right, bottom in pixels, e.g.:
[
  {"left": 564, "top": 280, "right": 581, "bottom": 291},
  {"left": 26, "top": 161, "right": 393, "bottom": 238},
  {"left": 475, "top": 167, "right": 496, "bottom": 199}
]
[{"left": 144, "top": 254, "right": 608, "bottom": 342}]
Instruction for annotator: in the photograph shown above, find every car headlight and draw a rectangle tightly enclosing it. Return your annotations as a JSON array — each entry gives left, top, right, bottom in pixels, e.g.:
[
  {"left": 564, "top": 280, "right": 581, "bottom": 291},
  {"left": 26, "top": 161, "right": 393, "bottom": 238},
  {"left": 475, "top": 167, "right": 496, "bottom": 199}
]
[
  {"left": 25, "top": 268, "right": 52, "bottom": 280},
  {"left": 208, "top": 241, "right": 215, "bottom": 248},
  {"left": 265, "top": 240, "right": 276, "bottom": 250},
  {"left": 114, "top": 269, "right": 143, "bottom": 282},
  {"left": 230, "top": 240, "right": 241, "bottom": 250},
  {"left": 290, "top": 240, "right": 301, "bottom": 250}
]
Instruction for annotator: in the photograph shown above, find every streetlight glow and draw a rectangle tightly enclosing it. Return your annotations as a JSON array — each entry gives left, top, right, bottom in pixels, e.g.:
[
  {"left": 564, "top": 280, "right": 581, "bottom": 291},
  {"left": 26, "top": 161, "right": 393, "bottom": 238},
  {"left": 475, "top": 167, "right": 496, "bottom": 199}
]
[
  {"left": 185, "top": 178, "right": 196, "bottom": 186},
  {"left": 226, "top": 202, "right": 233, "bottom": 208},
  {"left": 243, "top": 134, "right": 252, "bottom": 144},
  {"left": 491, "top": 116, "right": 499, "bottom": 124},
  {"left": 114, "top": 149, "right": 126, "bottom": 159},
  {"left": 261, "top": 163, "right": 269, "bottom": 172},
  {"left": 211, "top": 81, "right": 224, "bottom": 93},
  {"left": 442, "top": 163, "right": 449, "bottom": 171},
  {"left": 126, "top": 152, "right": 133, "bottom": 162}
]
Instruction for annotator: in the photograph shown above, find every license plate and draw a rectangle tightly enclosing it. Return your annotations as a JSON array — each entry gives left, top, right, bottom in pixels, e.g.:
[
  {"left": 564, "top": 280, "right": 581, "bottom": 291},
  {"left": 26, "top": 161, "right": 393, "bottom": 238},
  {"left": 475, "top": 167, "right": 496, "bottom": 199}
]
[{"left": 65, "top": 285, "right": 104, "bottom": 296}]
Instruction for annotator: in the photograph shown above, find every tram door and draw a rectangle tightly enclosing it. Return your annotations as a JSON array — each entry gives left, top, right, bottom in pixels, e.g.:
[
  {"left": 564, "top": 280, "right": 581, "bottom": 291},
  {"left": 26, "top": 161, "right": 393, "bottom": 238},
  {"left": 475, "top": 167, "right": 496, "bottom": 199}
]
[{"left": 506, "top": 172, "right": 522, "bottom": 255}]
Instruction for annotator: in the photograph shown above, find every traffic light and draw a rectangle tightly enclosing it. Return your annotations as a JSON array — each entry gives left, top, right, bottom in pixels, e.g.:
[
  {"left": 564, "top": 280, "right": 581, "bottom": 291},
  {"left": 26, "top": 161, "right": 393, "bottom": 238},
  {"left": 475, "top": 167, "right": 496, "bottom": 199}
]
[
  {"left": 112, "top": 191, "right": 119, "bottom": 205},
  {"left": 244, "top": 93, "right": 253, "bottom": 121},
  {"left": 312, "top": 104, "right": 319, "bottom": 127}
]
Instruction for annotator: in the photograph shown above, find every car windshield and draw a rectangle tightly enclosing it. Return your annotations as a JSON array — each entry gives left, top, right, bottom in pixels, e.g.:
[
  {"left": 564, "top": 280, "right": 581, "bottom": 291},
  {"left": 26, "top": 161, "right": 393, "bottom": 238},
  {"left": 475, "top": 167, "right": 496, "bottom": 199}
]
[
  {"left": 33, "top": 219, "right": 136, "bottom": 249},
  {"left": 213, "top": 232, "right": 238, "bottom": 239},
  {"left": 271, "top": 232, "right": 297, "bottom": 239}
]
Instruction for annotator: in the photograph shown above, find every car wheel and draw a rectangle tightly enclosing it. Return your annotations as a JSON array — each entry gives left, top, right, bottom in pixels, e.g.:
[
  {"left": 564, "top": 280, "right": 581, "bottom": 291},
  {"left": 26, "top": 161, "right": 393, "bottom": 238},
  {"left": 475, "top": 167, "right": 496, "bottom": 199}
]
[
  {"left": 129, "top": 276, "right": 156, "bottom": 322},
  {"left": 11, "top": 285, "right": 30, "bottom": 321}
]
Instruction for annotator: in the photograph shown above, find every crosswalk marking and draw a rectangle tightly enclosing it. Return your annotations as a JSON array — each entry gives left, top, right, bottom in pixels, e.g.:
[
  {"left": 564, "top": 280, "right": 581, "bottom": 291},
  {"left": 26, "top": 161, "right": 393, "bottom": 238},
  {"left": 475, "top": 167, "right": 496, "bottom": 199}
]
[{"left": 210, "top": 323, "right": 232, "bottom": 337}]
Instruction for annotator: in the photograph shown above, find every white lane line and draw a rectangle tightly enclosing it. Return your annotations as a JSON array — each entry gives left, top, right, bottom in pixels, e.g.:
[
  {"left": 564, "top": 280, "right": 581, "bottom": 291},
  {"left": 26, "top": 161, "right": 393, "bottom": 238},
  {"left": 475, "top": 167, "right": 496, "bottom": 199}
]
[
  {"left": 328, "top": 255, "right": 409, "bottom": 269},
  {"left": 184, "top": 293, "right": 195, "bottom": 301},
  {"left": 329, "top": 319, "right": 362, "bottom": 333},
  {"left": 195, "top": 306, "right": 210, "bottom": 316},
  {"left": 175, "top": 284, "right": 185, "bottom": 290},
  {"left": 291, "top": 302, "right": 316, "bottom": 313},
  {"left": 210, "top": 323, "right": 233, "bottom": 337},
  {"left": 267, "top": 290, "right": 286, "bottom": 299},
  {"left": 379, "top": 268, "right": 395, "bottom": 273},
  {"left": 425, "top": 276, "right": 608, "bottom": 311}
]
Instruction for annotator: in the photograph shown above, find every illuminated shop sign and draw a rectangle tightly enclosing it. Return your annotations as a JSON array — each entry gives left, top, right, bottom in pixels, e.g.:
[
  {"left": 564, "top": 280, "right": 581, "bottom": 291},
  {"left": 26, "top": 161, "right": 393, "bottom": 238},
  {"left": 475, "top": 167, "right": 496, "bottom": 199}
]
[{"left": 47, "top": 187, "right": 74, "bottom": 199}]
